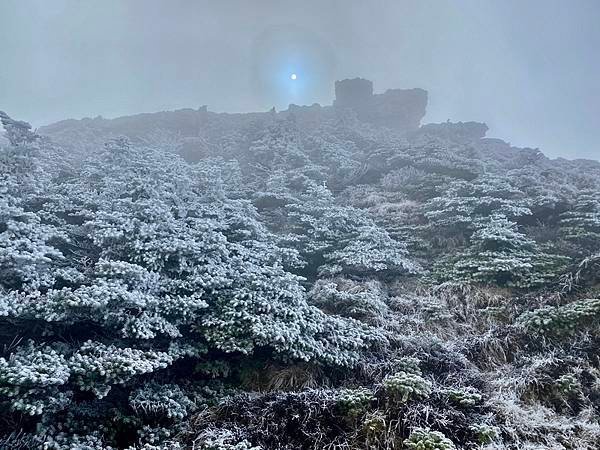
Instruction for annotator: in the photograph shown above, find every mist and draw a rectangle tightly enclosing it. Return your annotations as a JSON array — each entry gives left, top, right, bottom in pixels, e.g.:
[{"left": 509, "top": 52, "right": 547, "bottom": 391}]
[
  {"left": 4, "top": 2, "right": 600, "bottom": 448},
  {"left": 1, "top": 0, "right": 599, "bottom": 159}
]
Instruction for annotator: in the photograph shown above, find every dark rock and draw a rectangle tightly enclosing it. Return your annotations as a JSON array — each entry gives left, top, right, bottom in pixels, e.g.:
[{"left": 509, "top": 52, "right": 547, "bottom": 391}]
[{"left": 333, "top": 78, "right": 427, "bottom": 131}]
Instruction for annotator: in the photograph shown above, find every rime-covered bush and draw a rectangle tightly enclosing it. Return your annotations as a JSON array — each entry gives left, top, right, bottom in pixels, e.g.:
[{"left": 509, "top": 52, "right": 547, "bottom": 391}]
[
  {"left": 284, "top": 183, "right": 418, "bottom": 277},
  {"left": 323, "top": 225, "right": 420, "bottom": 276},
  {"left": 379, "top": 357, "right": 433, "bottom": 404},
  {"left": 403, "top": 427, "right": 456, "bottom": 450},
  {"left": 444, "top": 387, "right": 482, "bottom": 408},
  {"left": 0, "top": 341, "right": 70, "bottom": 415},
  {"left": 560, "top": 190, "right": 600, "bottom": 256},
  {"left": 469, "top": 423, "right": 500, "bottom": 445},
  {"left": 192, "top": 428, "right": 262, "bottom": 450},
  {"left": 381, "top": 371, "right": 432, "bottom": 403},
  {"left": 41, "top": 431, "right": 113, "bottom": 450},
  {"left": 70, "top": 342, "right": 173, "bottom": 398},
  {"left": 335, "top": 387, "right": 375, "bottom": 417},
  {"left": 436, "top": 215, "right": 567, "bottom": 287},
  {"left": 361, "top": 411, "right": 387, "bottom": 437},
  {"left": 423, "top": 175, "right": 531, "bottom": 240},
  {"left": 130, "top": 383, "right": 196, "bottom": 420},
  {"left": 308, "top": 278, "right": 388, "bottom": 323},
  {"left": 393, "top": 356, "right": 423, "bottom": 375},
  {"left": 517, "top": 298, "right": 600, "bottom": 337},
  {"left": 0, "top": 118, "right": 387, "bottom": 446},
  {"left": 555, "top": 373, "right": 581, "bottom": 396},
  {"left": 0, "top": 113, "right": 68, "bottom": 292},
  {"left": 245, "top": 119, "right": 309, "bottom": 173}
]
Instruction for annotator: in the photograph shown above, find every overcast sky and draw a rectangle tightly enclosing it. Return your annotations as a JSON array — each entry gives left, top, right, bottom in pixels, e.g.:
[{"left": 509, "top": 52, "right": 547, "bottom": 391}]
[{"left": 1, "top": 0, "right": 598, "bottom": 159}]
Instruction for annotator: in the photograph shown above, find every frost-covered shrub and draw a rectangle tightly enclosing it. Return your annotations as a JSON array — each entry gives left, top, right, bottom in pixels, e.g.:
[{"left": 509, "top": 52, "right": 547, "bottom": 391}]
[
  {"left": 0, "top": 207, "right": 67, "bottom": 291},
  {"left": 560, "top": 190, "right": 600, "bottom": 256},
  {"left": 323, "top": 225, "right": 420, "bottom": 277},
  {"left": 70, "top": 342, "right": 173, "bottom": 398},
  {"left": 245, "top": 119, "right": 309, "bottom": 173},
  {"left": 0, "top": 116, "right": 68, "bottom": 292},
  {"left": 381, "top": 371, "right": 432, "bottom": 403},
  {"left": 2, "top": 88, "right": 600, "bottom": 450},
  {"left": 308, "top": 278, "right": 388, "bottom": 323},
  {"left": 554, "top": 373, "right": 581, "bottom": 395},
  {"left": 403, "top": 427, "right": 456, "bottom": 450},
  {"left": 284, "top": 183, "right": 418, "bottom": 278},
  {"left": 130, "top": 383, "right": 195, "bottom": 420},
  {"left": 127, "top": 425, "right": 183, "bottom": 450},
  {"left": 40, "top": 431, "right": 112, "bottom": 450},
  {"left": 335, "top": 387, "right": 375, "bottom": 417},
  {"left": 445, "top": 387, "right": 482, "bottom": 408},
  {"left": 517, "top": 298, "right": 600, "bottom": 337},
  {"left": 392, "top": 356, "right": 422, "bottom": 375},
  {"left": 361, "top": 411, "right": 387, "bottom": 436},
  {"left": 469, "top": 423, "right": 500, "bottom": 445},
  {"left": 0, "top": 130, "right": 386, "bottom": 446},
  {"left": 423, "top": 174, "right": 531, "bottom": 240},
  {"left": 380, "top": 357, "right": 433, "bottom": 404},
  {"left": 193, "top": 428, "right": 262, "bottom": 450},
  {"left": 0, "top": 341, "right": 70, "bottom": 415},
  {"left": 436, "top": 215, "right": 567, "bottom": 288}
]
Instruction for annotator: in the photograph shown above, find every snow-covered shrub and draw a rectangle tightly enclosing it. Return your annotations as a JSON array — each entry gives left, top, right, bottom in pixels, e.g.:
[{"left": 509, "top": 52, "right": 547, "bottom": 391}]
[
  {"left": 361, "top": 411, "right": 387, "bottom": 437},
  {"left": 192, "top": 428, "right": 262, "bottom": 450},
  {"left": 517, "top": 298, "right": 600, "bottom": 337},
  {"left": 130, "top": 383, "right": 195, "bottom": 420},
  {"left": 469, "top": 423, "right": 500, "bottom": 445},
  {"left": 436, "top": 215, "right": 567, "bottom": 288},
  {"left": 284, "top": 183, "right": 419, "bottom": 278},
  {"left": 381, "top": 371, "right": 432, "bottom": 403},
  {"left": 555, "top": 372, "right": 579, "bottom": 391},
  {"left": 2, "top": 86, "right": 600, "bottom": 450},
  {"left": 445, "top": 387, "right": 482, "bottom": 408},
  {"left": 70, "top": 342, "right": 173, "bottom": 398},
  {"left": 403, "top": 427, "right": 456, "bottom": 450},
  {"left": 423, "top": 174, "right": 531, "bottom": 240},
  {"left": 335, "top": 387, "right": 375, "bottom": 417},
  {"left": 0, "top": 127, "right": 385, "bottom": 446},
  {"left": 392, "top": 356, "right": 423, "bottom": 375},
  {"left": 0, "top": 341, "right": 70, "bottom": 415},
  {"left": 323, "top": 225, "right": 420, "bottom": 277},
  {"left": 129, "top": 425, "right": 182, "bottom": 449},
  {"left": 308, "top": 278, "right": 388, "bottom": 323},
  {"left": 40, "top": 431, "right": 112, "bottom": 450},
  {"left": 560, "top": 190, "right": 600, "bottom": 256}
]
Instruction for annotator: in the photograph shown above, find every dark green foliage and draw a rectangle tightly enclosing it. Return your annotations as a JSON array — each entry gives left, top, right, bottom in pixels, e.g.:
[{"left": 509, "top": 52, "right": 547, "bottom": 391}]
[
  {"left": 517, "top": 298, "right": 600, "bottom": 337},
  {"left": 436, "top": 215, "right": 568, "bottom": 288},
  {"left": 560, "top": 190, "right": 600, "bottom": 256},
  {"left": 404, "top": 428, "right": 456, "bottom": 450}
]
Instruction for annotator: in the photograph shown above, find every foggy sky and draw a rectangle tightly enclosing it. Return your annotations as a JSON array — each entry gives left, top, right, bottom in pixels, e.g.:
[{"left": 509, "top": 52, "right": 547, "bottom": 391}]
[{"left": 1, "top": 0, "right": 599, "bottom": 160}]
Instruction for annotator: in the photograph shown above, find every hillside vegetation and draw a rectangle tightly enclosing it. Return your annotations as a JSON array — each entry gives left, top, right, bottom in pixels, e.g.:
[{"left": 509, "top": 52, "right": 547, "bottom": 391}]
[{"left": 1, "top": 86, "right": 600, "bottom": 449}]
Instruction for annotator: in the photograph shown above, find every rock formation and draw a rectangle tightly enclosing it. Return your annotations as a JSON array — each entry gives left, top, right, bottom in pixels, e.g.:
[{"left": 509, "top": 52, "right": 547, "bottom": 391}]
[{"left": 334, "top": 78, "right": 427, "bottom": 131}]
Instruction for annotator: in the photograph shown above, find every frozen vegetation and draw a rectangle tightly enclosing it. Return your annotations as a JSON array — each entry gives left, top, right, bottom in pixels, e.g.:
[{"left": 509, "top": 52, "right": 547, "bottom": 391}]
[{"left": 1, "top": 80, "right": 600, "bottom": 449}]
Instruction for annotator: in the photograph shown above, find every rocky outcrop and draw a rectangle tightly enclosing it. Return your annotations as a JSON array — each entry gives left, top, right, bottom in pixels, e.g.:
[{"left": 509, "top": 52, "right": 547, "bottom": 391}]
[
  {"left": 39, "top": 78, "right": 427, "bottom": 160},
  {"left": 333, "top": 78, "right": 427, "bottom": 131}
]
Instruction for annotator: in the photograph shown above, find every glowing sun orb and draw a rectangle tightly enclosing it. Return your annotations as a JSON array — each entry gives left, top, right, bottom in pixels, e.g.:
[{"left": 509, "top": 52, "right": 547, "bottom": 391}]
[{"left": 290, "top": 73, "right": 297, "bottom": 80}]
